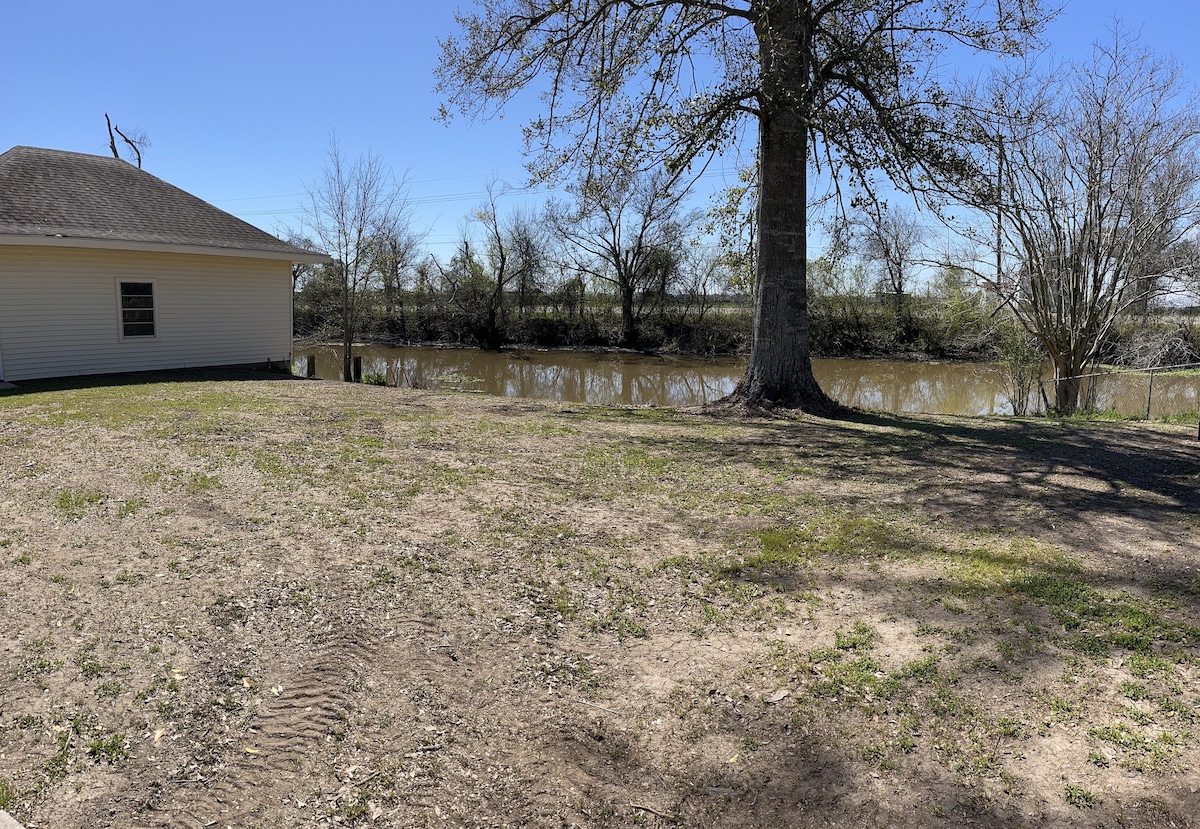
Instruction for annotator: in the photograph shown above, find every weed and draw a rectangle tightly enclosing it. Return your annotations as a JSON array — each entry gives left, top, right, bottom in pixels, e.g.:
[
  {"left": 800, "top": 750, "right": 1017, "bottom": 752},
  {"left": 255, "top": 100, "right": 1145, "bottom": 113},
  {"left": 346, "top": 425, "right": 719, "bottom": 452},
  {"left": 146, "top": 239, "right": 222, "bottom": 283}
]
[
  {"left": 87, "top": 734, "right": 130, "bottom": 764},
  {"left": 1126, "top": 652, "right": 1176, "bottom": 680},
  {"left": 535, "top": 653, "right": 604, "bottom": 696},
  {"left": 0, "top": 778, "right": 17, "bottom": 811},
  {"left": 185, "top": 472, "right": 221, "bottom": 495},
  {"left": 1121, "top": 681, "right": 1150, "bottom": 701},
  {"left": 17, "top": 638, "right": 61, "bottom": 680},
  {"left": 519, "top": 579, "right": 577, "bottom": 624},
  {"left": 209, "top": 595, "right": 249, "bottom": 627},
  {"left": 369, "top": 566, "right": 398, "bottom": 588},
  {"left": 1064, "top": 785, "right": 1099, "bottom": 808},
  {"left": 896, "top": 654, "right": 940, "bottom": 679},
  {"left": 587, "top": 580, "right": 649, "bottom": 641},
  {"left": 1049, "top": 696, "right": 1081, "bottom": 723},
  {"left": 115, "top": 570, "right": 145, "bottom": 586},
  {"left": 75, "top": 641, "right": 108, "bottom": 678},
  {"left": 1088, "top": 721, "right": 1178, "bottom": 770},
  {"left": 95, "top": 680, "right": 122, "bottom": 699},
  {"left": 1156, "top": 697, "right": 1196, "bottom": 723},
  {"left": 117, "top": 498, "right": 147, "bottom": 518}
]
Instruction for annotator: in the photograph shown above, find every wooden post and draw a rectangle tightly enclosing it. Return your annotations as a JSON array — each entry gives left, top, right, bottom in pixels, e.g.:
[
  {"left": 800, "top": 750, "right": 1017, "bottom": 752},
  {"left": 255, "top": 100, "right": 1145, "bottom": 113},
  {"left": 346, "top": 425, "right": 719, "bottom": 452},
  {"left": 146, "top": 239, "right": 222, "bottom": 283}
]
[
  {"left": 306, "top": 355, "right": 317, "bottom": 378},
  {"left": 352, "top": 355, "right": 363, "bottom": 382},
  {"left": 1145, "top": 371, "right": 1155, "bottom": 420}
]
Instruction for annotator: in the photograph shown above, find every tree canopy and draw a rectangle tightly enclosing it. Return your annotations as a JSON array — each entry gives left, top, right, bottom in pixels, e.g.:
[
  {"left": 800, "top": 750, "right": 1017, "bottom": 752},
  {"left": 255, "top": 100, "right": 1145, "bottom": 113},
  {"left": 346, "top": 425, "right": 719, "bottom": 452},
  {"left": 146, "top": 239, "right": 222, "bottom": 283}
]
[{"left": 438, "top": 0, "right": 1053, "bottom": 409}]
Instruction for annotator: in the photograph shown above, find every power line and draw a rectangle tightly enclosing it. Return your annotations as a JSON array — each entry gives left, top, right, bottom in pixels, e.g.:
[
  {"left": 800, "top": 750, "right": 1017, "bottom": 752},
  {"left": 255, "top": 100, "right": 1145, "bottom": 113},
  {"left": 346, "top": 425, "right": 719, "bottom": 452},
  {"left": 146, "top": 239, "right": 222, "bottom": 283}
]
[{"left": 217, "top": 166, "right": 744, "bottom": 214}]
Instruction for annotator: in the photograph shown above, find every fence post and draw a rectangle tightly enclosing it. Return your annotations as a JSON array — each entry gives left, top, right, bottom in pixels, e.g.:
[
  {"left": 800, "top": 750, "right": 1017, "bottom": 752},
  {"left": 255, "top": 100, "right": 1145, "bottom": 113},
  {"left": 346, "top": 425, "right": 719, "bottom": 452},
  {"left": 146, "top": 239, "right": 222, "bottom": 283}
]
[
  {"left": 306, "top": 355, "right": 317, "bottom": 378},
  {"left": 1145, "top": 370, "right": 1155, "bottom": 420},
  {"left": 352, "top": 355, "right": 363, "bottom": 382}
]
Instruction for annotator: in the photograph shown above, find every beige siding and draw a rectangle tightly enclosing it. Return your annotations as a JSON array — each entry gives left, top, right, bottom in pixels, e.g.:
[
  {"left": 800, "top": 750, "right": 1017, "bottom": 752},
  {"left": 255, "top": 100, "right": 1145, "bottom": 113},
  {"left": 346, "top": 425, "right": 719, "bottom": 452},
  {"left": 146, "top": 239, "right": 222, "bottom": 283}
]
[{"left": 0, "top": 246, "right": 292, "bottom": 381}]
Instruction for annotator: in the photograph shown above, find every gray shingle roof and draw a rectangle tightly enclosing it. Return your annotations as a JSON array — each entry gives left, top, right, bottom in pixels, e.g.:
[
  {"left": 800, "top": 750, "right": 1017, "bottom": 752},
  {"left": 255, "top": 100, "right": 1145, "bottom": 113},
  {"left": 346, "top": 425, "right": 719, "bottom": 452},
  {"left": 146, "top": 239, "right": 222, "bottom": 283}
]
[{"left": 0, "top": 146, "right": 323, "bottom": 260}]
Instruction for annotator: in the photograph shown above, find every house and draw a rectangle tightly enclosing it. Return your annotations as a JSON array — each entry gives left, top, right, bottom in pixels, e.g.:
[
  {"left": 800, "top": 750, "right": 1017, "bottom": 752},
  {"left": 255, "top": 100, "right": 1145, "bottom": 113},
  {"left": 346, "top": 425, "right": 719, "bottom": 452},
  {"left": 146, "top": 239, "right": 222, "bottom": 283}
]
[{"left": 0, "top": 146, "right": 329, "bottom": 383}]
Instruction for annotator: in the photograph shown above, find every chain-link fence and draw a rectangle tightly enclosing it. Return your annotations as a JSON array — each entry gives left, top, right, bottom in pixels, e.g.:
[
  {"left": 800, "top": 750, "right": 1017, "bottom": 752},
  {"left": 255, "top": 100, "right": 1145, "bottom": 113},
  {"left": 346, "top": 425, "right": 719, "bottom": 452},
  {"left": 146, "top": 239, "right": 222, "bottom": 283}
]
[{"left": 1037, "top": 363, "right": 1200, "bottom": 423}]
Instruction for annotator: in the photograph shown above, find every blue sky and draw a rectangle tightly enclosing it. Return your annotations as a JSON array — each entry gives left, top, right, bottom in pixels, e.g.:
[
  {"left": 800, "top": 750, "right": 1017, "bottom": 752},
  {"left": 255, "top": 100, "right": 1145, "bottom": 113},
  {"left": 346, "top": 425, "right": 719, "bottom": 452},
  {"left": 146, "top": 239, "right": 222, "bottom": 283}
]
[{"left": 3, "top": 1, "right": 1197, "bottom": 259}]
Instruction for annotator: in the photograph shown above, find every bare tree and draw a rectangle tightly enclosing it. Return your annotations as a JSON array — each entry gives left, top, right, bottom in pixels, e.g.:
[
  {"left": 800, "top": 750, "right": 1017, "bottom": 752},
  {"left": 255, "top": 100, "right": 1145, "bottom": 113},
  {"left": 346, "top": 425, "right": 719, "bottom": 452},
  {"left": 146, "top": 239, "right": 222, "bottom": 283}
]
[
  {"left": 303, "top": 137, "right": 415, "bottom": 382},
  {"left": 437, "top": 0, "right": 1053, "bottom": 409},
  {"left": 432, "top": 188, "right": 546, "bottom": 349},
  {"left": 961, "top": 27, "right": 1200, "bottom": 413},
  {"left": 549, "top": 168, "right": 696, "bottom": 347},
  {"left": 473, "top": 186, "right": 547, "bottom": 349},
  {"left": 704, "top": 162, "right": 759, "bottom": 295},
  {"left": 370, "top": 227, "right": 425, "bottom": 344},
  {"left": 105, "top": 113, "right": 150, "bottom": 168},
  {"left": 853, "top": 203, "right": 926, "bottom": 318}
]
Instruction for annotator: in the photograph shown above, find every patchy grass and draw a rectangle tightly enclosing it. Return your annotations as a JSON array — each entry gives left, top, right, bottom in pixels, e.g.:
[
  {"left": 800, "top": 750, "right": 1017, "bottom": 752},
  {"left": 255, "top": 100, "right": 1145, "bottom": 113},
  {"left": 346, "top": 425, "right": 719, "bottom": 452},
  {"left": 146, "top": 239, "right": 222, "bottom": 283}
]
[{"left": 0, "top": 375, "right": 1196, "bottom": 828}]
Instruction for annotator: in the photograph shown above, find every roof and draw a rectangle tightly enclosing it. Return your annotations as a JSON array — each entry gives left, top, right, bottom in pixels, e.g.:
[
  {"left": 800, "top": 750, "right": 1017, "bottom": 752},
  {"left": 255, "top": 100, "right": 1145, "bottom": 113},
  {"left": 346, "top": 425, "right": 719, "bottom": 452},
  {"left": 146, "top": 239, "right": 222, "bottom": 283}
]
[{"left": 0, "top": 146, "right": 328, "bottom": 263}]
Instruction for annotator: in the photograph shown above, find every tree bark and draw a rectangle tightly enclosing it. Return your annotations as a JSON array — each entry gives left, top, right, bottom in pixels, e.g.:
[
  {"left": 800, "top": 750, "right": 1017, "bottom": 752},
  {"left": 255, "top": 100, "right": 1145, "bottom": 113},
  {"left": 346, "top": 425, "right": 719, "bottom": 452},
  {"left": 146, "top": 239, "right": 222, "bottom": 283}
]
[
  {"left": 734, "top": 6, "right": 832, "bottom": 410},
  {"left": 1052, "top": 354, "right": 1084, "bottom": 414}
]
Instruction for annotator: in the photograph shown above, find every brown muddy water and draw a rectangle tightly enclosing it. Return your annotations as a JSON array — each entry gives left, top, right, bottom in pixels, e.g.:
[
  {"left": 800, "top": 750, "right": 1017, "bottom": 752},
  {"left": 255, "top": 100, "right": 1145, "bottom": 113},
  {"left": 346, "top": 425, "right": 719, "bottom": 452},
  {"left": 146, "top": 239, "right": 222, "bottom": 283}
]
[{"left": 293, "top": 344, "right": 1198, "bottom": 418}]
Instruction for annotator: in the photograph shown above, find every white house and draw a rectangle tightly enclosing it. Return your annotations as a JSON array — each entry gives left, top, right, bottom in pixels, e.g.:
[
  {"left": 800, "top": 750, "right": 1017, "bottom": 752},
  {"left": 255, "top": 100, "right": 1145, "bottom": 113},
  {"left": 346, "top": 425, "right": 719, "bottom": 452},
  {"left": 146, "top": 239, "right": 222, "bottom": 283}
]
[{"left": 0, "top": 146, "right": 329, "bottom": 383}]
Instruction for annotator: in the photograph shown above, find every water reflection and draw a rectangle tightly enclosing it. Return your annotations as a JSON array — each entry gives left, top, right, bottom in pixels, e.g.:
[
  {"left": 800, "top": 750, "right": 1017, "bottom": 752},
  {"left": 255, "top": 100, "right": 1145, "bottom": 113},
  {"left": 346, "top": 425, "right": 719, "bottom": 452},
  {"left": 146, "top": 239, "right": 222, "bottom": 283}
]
[{"left": 293, "top": 344, "right": 1197, "bottom": 418}]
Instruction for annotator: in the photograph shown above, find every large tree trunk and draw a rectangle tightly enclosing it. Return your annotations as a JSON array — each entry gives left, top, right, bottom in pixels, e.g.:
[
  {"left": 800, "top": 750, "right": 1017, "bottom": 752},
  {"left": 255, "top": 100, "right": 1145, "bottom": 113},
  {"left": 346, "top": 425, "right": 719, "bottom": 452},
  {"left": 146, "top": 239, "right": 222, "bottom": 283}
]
[
  {"left": 732, "top": 6, "right": 831, "bottom": 410},
  {"left": 1052, "top": 353, "right": 1085, "bottom": 415}
]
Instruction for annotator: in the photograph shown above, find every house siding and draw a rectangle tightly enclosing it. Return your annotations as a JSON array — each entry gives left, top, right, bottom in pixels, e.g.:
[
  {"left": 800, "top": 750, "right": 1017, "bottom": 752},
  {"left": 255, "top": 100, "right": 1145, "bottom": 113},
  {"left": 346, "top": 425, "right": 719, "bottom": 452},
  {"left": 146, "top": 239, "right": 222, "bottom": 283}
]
[{"left": 0, "top": 246, "right": 292, "bottom": 381}]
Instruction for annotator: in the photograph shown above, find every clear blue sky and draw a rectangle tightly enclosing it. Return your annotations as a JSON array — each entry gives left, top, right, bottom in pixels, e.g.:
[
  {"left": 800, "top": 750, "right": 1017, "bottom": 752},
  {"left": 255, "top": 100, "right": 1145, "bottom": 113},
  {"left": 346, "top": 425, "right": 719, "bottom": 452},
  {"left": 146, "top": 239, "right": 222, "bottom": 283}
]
[{"left": 2, "top": 1, "right": 1196, "bottom": 259}]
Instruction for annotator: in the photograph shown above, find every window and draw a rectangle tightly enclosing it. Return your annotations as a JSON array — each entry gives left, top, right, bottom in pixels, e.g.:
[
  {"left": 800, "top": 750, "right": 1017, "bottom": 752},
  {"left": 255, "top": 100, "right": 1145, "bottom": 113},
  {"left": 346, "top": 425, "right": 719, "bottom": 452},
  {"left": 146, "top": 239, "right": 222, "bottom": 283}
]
[{"left": 119, "top": 282, "right": 155, "bottom": 338}]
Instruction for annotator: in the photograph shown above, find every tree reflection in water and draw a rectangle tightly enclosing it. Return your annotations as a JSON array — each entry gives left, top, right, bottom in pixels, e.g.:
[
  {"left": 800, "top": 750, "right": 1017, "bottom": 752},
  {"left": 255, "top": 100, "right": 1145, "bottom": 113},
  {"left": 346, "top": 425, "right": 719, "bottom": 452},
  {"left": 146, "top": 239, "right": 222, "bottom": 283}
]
[{"left": 293, "top": 346, "right": 1197, "bottom": 418}]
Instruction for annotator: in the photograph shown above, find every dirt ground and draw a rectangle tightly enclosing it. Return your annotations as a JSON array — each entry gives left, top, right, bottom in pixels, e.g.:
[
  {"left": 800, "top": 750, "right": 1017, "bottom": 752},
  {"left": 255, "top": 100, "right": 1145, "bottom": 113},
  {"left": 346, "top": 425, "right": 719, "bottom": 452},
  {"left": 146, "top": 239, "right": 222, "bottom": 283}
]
[{"left": 0, "top": 372, "right": 1197, "bottom": 828}]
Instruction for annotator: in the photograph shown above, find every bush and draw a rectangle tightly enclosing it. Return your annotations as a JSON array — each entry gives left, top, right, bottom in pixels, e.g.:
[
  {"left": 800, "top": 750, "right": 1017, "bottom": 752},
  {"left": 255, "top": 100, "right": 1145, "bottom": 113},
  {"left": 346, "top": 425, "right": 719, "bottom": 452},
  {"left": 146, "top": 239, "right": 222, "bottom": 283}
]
[{"left": 995, "top": 322, "right": 1045, "bottom": 416}]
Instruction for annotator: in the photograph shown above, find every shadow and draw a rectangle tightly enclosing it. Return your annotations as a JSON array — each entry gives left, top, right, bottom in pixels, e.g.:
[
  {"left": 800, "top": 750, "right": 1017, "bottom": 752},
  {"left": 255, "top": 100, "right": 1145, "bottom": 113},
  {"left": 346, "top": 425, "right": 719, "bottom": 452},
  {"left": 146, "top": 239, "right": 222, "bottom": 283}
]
[
  {"left": 607, "top": 412, "right": 1199, "bottom": 826},
  {"left": 836, "top": 410, "right": 1198, "bottom": 544},
  {"left": 0, "top": 364, "right": 303, "bottom": 398},
  {"left": 629, "top": 407, "right": 1200, "bottom": 630},
  {"left": 683, "top": 408, "right": 1197, "bottom": 557}
]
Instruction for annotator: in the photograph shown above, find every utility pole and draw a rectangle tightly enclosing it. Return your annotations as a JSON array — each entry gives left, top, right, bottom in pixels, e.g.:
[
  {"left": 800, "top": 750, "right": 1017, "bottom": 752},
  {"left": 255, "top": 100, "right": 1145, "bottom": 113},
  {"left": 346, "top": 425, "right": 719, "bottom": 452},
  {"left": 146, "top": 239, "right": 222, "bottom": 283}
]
[{"left": 996, "top": 136, "right": 1004, "bottom": 288}]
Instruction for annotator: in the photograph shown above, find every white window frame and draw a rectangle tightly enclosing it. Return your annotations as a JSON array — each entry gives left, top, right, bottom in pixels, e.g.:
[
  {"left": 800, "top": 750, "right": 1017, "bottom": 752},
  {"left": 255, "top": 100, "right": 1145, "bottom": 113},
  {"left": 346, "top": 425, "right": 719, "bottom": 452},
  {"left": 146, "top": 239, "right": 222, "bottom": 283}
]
[{"left": 116, "top": 279, "right": 158, "bottom": 341}]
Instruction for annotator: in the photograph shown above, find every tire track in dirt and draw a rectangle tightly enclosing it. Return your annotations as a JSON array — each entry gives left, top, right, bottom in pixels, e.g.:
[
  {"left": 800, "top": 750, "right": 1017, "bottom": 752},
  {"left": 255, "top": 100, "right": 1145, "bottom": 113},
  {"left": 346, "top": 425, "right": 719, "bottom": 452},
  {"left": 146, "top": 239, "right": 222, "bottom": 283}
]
[{"left": 144, "top": 631, "right": 378, "bottom": 829}]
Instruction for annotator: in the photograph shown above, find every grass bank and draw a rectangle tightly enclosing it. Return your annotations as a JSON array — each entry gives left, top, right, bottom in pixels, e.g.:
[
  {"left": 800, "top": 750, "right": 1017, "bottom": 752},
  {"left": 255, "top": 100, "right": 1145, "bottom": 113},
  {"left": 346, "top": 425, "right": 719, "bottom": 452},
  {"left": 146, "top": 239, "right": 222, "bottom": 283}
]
[{"left": 0, "top": 374, "right": 1197, "bottom": 827}]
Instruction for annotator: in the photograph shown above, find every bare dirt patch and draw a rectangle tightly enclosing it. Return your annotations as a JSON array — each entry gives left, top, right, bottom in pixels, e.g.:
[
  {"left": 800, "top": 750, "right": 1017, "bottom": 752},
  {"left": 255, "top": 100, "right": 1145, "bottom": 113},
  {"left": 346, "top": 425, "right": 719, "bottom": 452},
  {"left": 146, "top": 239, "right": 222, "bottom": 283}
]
[{"left": 0, "top": 375, "right": 1197, "bottom": 828}]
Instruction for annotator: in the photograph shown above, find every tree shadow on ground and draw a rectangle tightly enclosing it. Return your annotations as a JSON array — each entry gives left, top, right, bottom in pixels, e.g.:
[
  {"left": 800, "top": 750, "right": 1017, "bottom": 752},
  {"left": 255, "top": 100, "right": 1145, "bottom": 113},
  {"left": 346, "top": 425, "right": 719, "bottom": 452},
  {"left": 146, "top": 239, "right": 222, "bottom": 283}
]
[
  {"left": 618, "top": 411, "right": 1199, "bottom": 827},
  {"left": 685, "top": 409, "right": 1197, "bottom": 563}
]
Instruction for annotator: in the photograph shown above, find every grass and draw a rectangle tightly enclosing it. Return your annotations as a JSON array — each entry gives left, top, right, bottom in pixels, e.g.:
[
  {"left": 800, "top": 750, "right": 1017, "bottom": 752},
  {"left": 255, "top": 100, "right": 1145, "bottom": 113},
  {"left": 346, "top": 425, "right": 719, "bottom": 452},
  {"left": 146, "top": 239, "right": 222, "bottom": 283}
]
[
  {"left": 1, "top": 377, "right": 1197, "bottom": 827},
  {"left": 55, "top": 488, "right": 105, "bottom": 520}
]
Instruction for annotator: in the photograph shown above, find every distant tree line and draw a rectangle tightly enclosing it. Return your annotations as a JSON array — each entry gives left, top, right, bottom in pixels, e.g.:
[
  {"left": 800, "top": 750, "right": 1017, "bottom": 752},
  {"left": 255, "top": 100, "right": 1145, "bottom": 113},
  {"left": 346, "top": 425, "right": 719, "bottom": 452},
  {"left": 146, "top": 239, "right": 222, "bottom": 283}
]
[
  {"left": 291, "top": 145, "right": 1199, "bottom": 368},
  {"left": 294, "top": 23, "right": 1200, "bottom": 417}
]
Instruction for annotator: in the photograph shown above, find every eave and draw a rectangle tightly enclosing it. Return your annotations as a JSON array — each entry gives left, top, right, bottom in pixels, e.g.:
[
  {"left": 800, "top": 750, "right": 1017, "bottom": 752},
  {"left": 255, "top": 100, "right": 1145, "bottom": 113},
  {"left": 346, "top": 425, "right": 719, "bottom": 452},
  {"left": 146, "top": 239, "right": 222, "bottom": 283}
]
[{"left": 0, "top": 233, "right": 332, "bottom": 264}]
